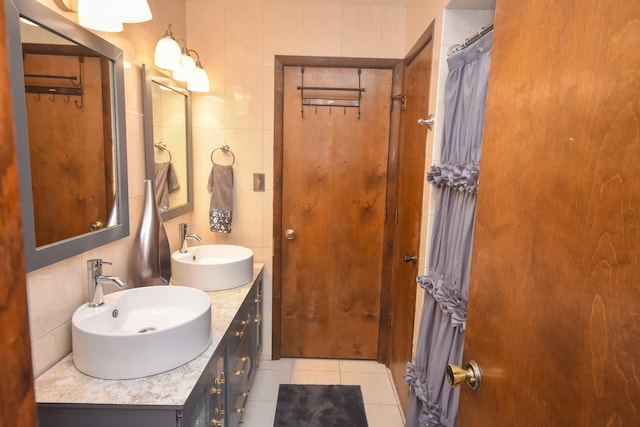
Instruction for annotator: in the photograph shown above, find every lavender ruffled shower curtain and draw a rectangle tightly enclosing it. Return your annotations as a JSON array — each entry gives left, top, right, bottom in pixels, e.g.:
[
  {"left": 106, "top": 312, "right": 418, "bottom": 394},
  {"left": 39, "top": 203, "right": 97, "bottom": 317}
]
[{"left": 404, "top": 30, "right": 493, "bottom": 427}]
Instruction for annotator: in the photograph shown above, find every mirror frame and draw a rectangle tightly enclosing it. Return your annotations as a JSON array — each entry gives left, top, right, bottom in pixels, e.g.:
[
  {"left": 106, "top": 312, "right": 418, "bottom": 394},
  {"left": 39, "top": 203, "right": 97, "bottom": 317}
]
[
  {"left": 4, "top": 0, "right": 129, "bottom": 271},
  {"left": 142, "top": 64, "right": 193, "bottom": 221}
]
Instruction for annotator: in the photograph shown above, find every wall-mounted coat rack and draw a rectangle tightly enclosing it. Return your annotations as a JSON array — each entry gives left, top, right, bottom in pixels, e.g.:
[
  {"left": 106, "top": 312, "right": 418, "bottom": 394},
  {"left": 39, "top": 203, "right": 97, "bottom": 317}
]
[
  {"left": 297, "top": 67, "right": 365, "bottom": 119},
  {"left": 24, "top": 56, "right": 84, "bottom": 108}
]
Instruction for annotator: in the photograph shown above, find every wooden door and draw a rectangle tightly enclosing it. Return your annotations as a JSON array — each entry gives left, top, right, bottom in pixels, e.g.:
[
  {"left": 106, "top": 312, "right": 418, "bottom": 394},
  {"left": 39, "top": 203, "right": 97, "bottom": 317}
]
[
  {"left": 0, "top": 3, "right": 37, "bottom": 424},
  {"left": 459, "top": 0, "right": 640, "bottom": 424},
  {"left": 279, "top": 65, "right": 393, "bottom": 359},
  {"left": 387, "top": 26, "right": 434, "bottom": 412}
]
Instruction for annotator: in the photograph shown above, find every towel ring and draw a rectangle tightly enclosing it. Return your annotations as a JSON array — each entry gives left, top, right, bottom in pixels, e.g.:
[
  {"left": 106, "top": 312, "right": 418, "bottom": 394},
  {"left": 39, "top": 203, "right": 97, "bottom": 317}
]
[
  {"left": 154, "top": 142, "right": 172, "bottom": 162},
  {"left": 211, "top": 144, "right": 236, "bottom": 166}
]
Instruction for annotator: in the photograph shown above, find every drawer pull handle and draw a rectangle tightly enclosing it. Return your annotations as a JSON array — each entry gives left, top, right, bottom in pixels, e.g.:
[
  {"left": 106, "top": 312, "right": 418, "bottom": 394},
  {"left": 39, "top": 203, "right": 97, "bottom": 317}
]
[
  {"left": 211, "top": 386, "right": 222, "bottom": 395},
  {"left": 235, "top": 330, "right": 245, "bottom": 337},
  {"left": 234, "top": 407, "right": 245, "bottom": 414},
  {"left": 234, "top": 369, "right": 245, "bottom": 376},
  {"left": 211, "top": 419, "right": 223, "bottom": 426},
  {"left": 240, "top": 356, "right": 250, "bottom": 362},
  {"left": 214, "top": 376, "right": 225, "bottom": 385},
  {"left": 240, "top": 391, "right": 250, "bottom": 398},
  {"left": 240, "top": 319, "right": 250, "bottom": 325}
]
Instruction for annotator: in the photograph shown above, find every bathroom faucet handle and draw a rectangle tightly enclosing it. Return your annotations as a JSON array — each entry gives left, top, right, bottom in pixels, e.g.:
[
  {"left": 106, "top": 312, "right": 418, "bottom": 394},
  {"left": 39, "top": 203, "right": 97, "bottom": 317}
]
[{"left": 88, "top": 258, "right": 112, "bottom": 267}]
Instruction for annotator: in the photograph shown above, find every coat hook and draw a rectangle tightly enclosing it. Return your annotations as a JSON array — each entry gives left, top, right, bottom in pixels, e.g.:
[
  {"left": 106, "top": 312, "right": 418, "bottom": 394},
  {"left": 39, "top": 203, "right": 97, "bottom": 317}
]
[
  {"left": 48, "top": 93, "right": 56, "bottom": 102},
  {"left": 33, "top": 93, "right": 40, "bottom": 101}
]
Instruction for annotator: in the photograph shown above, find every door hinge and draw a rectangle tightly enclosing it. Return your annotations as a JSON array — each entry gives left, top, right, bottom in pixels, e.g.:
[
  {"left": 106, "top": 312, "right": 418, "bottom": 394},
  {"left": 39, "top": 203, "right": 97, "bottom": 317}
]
[{"left": 392, "top": 93, "right": 406, "bottom": 111}]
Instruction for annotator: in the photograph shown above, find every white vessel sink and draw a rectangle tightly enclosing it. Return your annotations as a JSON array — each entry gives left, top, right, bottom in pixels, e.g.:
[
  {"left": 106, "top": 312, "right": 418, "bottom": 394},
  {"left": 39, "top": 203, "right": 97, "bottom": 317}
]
[
  {"left": 72, "top": 286, "right": 211, "bottom": 380},
  {"left": 171, "top": 245, "right": 253, "bottom": 291}
]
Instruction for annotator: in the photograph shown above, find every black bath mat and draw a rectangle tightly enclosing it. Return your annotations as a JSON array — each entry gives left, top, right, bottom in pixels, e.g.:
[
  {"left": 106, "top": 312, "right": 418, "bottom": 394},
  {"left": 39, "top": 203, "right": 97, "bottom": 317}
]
[{"left": 273, "top": 384, "right": 368, "bottom": 427}]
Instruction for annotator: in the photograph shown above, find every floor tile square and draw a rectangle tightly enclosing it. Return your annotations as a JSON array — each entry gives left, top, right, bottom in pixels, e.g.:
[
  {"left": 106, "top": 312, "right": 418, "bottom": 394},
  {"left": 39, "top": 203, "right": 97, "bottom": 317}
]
[
  {"left": 248, "top": 369, "right": 291, "bottom": 401},
  {"left": 341, "top": 372, "right": 398, "bottom": 405},
  {"left": 340, "top": 359, "right": 388, "bottom": 373},
  {"left": 365, "top": 404, "right": 405, "bottom": 427},
  {"left": 290, "top": 369, "right": 341, "bottom": 385},
  {"left": 292, "top": 358, "right": 340, "bottom": 371},
  {"left": 258, "top": 357, "right": 294, "bottom": 371}
]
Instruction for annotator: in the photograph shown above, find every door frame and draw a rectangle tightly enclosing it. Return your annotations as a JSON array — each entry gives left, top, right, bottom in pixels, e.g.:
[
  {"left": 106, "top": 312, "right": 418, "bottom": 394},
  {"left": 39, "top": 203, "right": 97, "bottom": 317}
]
[{"left": 272, "top": 55, "right": 403, "bottom": 359}]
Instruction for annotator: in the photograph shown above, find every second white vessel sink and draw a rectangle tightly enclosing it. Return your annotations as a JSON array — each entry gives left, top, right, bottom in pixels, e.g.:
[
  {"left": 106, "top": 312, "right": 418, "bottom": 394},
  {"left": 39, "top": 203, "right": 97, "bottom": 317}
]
[
  {"left": 72, "top": 286, "right": 211, "bottom": 380},
  {"left": 171, "top": 244, "right": 253, "bottom": 291}
]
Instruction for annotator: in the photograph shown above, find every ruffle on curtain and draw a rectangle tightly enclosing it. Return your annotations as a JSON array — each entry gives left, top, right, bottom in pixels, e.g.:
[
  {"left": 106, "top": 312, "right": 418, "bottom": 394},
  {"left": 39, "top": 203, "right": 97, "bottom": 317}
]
[
  {"left": 405, "top": 363, "right": 452, "bottom": 427},
  {"left": 426, "top": 163, "right": 479, "bottom": 194},
  {"left": 416, "top": 275, "right": 468, "bottom": 328}
]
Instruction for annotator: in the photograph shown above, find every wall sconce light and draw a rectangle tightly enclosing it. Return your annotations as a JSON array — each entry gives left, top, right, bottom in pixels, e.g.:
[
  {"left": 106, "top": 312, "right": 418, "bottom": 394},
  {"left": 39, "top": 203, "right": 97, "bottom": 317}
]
[
  {"left": 187, "top": 51, "right": 210, "bottom": 93},
  {"left": 54, "top": 0, "right": 152, "bottom": 32},
  {"left": 154, "top": 25, "right": 182, "bottom": 71},
  {"left": 154, "top": 26, "right": 210, "bottom": 93},
  {"left": 173, "top": 44, "right": 197, "bottom": 82}
]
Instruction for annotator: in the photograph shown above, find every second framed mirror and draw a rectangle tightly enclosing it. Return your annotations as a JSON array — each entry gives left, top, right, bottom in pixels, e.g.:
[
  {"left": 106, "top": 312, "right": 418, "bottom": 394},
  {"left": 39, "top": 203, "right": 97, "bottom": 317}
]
[{"left": 142, "top": 64, "right": 193, "bottom": 220}]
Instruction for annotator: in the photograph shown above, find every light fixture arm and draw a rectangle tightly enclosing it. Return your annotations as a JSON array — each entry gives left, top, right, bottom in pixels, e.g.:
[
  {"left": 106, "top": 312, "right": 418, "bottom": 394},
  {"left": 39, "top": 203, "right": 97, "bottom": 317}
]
[
  {"left": 163, "top": 24, "right": 177, "bottom": 40},
  {"left": 187, "top": 49, "right": 204, "bottom": 67},
  {"left": 54, "top": 0, "right": 77, "bottom": 12}
]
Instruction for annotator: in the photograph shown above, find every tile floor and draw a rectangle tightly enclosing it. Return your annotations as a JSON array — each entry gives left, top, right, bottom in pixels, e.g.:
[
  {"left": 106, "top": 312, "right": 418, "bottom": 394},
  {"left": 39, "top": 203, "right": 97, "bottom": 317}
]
[{"left": 241, "top": 358, "right": 405, "bottom": 427}]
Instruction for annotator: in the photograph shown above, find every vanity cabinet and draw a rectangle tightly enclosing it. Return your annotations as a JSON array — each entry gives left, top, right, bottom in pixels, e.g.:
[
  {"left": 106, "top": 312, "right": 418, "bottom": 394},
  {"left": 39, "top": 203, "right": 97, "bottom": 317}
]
[
  {"left": 36, "top": 266, "right": 264, "bottom": 427},
  {"left": 225, "top": 274, "right": 262, "bottom": 427},
  {"left": 184, "top": 347, "right": 226, "bottom": 427},
  {"left": 226, "top": 296, "right": 252, "bottom": 426}
]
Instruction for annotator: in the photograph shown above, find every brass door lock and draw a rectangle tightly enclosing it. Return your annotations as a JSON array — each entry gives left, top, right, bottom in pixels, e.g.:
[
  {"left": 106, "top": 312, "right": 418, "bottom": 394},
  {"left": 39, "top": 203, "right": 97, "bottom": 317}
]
[{"left": 446, "top": 360, "right": 481, "bottom": 391}]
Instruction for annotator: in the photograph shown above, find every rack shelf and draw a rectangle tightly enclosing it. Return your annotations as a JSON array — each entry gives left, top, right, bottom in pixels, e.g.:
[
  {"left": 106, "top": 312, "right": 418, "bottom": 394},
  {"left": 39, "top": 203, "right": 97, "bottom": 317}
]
[{"left": 297, "top": 67, "right": 365, "bottom": 119}]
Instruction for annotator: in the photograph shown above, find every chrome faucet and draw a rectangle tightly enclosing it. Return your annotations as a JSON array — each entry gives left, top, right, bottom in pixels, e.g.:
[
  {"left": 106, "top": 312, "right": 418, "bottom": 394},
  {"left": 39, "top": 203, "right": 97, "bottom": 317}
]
[
  {"left": 87, "top": 259, "right": 126, "bottom": 307},
  {"left": 179, "top": 223, "right": 202, "bottom": 253}
]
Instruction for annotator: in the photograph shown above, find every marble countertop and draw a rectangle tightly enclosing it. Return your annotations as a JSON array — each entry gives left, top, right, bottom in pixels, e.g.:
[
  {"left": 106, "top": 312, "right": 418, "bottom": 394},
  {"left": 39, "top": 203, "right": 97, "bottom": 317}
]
[{"left": 34, "top": 264, "right": 264, "bottom": 408}]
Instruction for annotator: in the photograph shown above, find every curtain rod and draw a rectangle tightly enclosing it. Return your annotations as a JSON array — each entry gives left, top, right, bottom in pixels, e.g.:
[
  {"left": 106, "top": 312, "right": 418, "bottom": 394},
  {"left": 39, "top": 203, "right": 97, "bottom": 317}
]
[{"left": 447, "top": 23, "right": 494, "bottom": 56}]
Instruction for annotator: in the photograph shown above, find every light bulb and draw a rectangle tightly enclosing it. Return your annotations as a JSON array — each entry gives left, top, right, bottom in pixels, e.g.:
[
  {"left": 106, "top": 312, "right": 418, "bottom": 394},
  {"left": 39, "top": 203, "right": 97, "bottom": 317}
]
[
  {"left": 187, "top": 64, "right": 210, "bottom": 93},
  {"left": 174, "top": 51, "right": 196, "bottom": 82},
  {"left": 77, "top": 0, "right": 123, "bottom": 32},
  {"left": 154, "top": 26, "right": 182, "bottom": 71}
]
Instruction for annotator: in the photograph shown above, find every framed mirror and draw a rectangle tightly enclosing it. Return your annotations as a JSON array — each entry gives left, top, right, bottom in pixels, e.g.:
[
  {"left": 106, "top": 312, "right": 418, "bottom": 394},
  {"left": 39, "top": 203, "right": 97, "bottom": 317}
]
[
  {"left": 4, "top": 0, "right": 129, "bottom": 271},
  {"left": 142, "top": 64, "right": 193, "bottom": 220}
]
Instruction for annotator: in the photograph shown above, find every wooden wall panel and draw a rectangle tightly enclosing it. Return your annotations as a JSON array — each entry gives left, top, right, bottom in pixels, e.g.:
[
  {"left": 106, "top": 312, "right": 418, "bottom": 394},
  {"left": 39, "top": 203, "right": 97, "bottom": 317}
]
[{"left": 0, "top": 3, "right": 37, "bottom": 425}]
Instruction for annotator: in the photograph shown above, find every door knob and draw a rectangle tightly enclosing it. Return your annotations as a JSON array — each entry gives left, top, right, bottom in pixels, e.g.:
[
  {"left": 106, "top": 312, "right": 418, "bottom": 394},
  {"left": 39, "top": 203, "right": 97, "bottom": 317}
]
[
  {"left": 446, "top": 360, "right": 481, "bottom": 391},
  {"left": 417, "top": 114, "right": 436, "bottom": 130},
  {"left": 285, "top": 229, "right": 296, "bottom": 240},
  {"left": 403, "top": 254, "right": 418, "bottom": 264}
]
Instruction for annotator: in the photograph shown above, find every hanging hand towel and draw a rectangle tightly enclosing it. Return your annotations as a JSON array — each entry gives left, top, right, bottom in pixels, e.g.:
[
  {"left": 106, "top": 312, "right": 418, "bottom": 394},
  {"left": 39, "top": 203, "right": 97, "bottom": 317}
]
[
  {"left": 208, "top": 163, "right": 233, "bottom": 233},
  {"left": 154, "top": 162, "right": 180, "bottom": 212}
]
